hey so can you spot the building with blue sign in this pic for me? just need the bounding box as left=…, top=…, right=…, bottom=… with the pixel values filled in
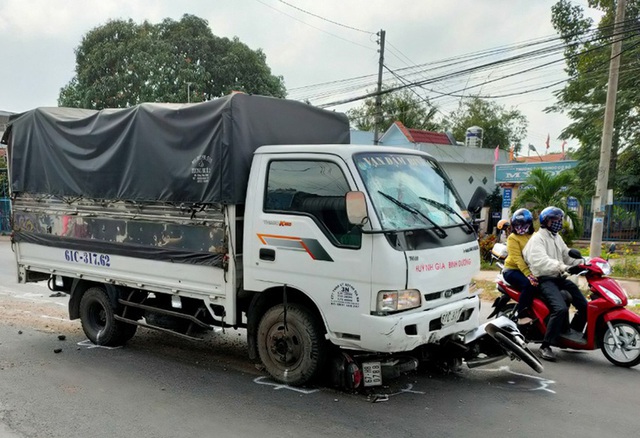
left=494, top=154, right=578, bottom=222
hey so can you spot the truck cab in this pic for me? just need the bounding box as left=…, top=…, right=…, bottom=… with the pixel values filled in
left=243, top=145, right=481, bottom=382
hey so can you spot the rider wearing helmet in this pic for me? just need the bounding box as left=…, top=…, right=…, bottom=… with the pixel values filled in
left=523, top=206, right=588, bottom=362
left=496, top=219, right=511, bottom=243
left=502, top=208, right=536, bottom=325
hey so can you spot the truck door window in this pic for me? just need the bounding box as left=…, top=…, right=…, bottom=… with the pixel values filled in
left=265, top=160, right=361, bottom=248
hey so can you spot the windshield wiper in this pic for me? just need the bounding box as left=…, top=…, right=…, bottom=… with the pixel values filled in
left=419, top=197, right=475, bottom=234
left=377, top=191, right=447, bottom=238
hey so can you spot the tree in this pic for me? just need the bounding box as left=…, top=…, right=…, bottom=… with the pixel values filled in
left=59, top=14, right=286, bottom=109
left=347, top=89, right=441, bottom=132
left=444, top=96, right=528, bottom=151
left=548, top=0, right=640, bottom=199
left=512, top=168, right=582, bottom=235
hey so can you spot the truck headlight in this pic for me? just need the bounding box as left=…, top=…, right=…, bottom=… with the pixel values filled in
left=376, top=289, right=421, bottom=313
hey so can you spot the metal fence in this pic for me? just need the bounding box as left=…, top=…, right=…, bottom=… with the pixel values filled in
left=1, top=168, right=9, bottom=233
left=582, top=197, right=640, bottom=242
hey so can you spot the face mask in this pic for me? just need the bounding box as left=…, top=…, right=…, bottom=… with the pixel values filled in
left=514, top=224, right=530, bottom=235
left=548, top=220, right=563, bottom=234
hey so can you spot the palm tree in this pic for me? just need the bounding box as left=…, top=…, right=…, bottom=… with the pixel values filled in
left=512, top=168, right=582, bottom=236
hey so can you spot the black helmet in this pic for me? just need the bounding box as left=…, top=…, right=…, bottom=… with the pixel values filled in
left=539, top=206, right=564, bottom=228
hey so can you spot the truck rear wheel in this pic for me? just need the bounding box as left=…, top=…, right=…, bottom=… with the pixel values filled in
left=79, top=286, right=137, bottom=346
left=257, top=303, right=326, bottom=386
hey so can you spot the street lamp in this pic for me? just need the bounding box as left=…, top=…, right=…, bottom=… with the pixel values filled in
left=528, top=144, right=543, bottom=162
left=186, top=82, right=193, bottom=103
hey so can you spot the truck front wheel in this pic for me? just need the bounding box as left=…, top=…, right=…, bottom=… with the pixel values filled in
left=257, top=303, right=326, bottom=386
left=79, top=286, right=137, bottom=346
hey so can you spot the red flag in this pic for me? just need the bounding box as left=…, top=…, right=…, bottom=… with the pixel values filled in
left=493, top=145, right=500, bottom=166
left=545, top=134, right=550, bottom=150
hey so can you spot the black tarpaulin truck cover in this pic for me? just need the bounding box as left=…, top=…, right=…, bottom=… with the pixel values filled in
left=4, top=93, right=350, bottom=204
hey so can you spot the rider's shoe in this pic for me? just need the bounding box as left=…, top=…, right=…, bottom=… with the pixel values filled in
left=517, top=316, right=534, bottom=325
left=539, top=346, right=557, bottom=361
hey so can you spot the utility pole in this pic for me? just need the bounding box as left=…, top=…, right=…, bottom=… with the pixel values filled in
left=373, top=29, right=386, bottom=145
left=590, top=0, right=626, bottom=258
left=187, top=82, right=193, bottom=103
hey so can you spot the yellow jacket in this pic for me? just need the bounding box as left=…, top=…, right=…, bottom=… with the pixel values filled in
left=504, top=233, right=532, bottom=277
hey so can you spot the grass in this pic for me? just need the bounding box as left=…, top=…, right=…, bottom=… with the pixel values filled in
left=610, top=257, right=640, bottom=279
left=473, top=279, right=501, bottom=301
left=480, top=260, right=501, bottom=271
left=577, top=243, right=640, bottom=279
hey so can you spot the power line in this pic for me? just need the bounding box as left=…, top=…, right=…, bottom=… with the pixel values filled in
left=276, top=0, right=374, bottom=34
left=315, top=23, right=640, bottom=108
left=289, top=19, right=640, bottom=105
left=254, top=0, right=375, bottom=51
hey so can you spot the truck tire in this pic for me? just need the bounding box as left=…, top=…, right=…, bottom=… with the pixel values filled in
left=257, top=303, right=326, bottom=386
left=79, top=286, right=137, bottom=346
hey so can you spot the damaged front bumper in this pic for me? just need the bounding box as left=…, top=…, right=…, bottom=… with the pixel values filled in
left=357, top=296, right=480, bottom=353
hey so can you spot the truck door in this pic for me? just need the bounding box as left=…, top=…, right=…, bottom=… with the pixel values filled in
left=244, top=155, right=372, bottom=343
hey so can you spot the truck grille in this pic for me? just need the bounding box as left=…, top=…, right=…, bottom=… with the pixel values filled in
left=424, top=285, right=465, bottom=302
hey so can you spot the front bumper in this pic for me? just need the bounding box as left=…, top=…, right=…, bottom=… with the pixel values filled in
left=357, top=296, right=480, bottom=353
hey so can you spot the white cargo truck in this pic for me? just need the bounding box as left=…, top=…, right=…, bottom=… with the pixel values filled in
left=2, top=93, right=539, bottom=387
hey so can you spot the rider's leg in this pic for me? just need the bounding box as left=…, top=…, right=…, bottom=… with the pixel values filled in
left=503, top=269, right=536, bottom=321
left=559, top=278, right=588, bottom=332
left=538, top=279, right=569, bottom=347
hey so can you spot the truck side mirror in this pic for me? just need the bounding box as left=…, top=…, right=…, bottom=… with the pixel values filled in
left=345, top=191, right=368, bottom=226
left=467, top=186, right=488, bottom=218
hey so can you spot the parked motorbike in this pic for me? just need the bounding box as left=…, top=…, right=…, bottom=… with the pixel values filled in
left=489, top=243, right=640, bottom=367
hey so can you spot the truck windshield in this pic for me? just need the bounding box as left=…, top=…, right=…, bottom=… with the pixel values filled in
left=355, top=152, right=468, bottom=231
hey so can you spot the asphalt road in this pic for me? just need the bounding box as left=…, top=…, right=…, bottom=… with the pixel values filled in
left=1, top=239, right=638, bottom=438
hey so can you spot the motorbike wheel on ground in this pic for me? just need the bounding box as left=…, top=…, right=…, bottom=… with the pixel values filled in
left=600, top=321, right=640, bottom=368
left=492, top=331, right=544, bottom=373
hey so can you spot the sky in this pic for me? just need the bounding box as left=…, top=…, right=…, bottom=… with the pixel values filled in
left=0, top=0, right=604, bottom=154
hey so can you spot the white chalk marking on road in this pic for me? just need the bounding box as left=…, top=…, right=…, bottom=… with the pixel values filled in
left=477, top=365, right=556, bottom=394
left=40, top=314, right=73, bottom=323
left=369, top=383, right=426, bottom=402
left=77, top=339, right=122, bottom=350
left=253, top=376, right=320, bottom=394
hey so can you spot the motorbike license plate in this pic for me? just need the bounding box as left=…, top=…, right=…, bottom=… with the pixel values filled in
left=441, top=308, right=463, bottom=326
left=362, top=362, right=382, bottom=387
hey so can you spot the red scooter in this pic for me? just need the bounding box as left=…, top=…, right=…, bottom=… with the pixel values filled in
left=489, top=243, right=640, bottom=367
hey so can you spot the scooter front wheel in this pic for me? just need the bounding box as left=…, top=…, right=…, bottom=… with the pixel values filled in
left=600, top=321, right=640, bottom=368
left=493, top=331, right=544, bottom=373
